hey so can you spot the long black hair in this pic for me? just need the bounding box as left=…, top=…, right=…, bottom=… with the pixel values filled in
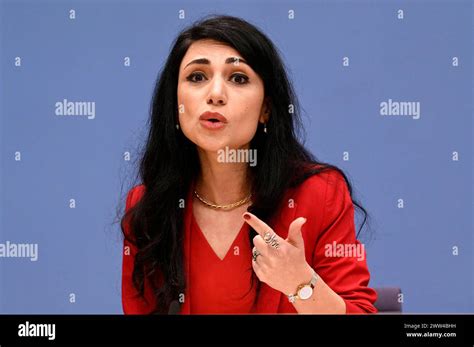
left=120, top=14, right=372, bottom=314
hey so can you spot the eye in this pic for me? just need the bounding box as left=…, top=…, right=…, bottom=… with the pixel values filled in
left=185, top=72, right=249, bottom=85
left=231, top=73, right=249, bottom=85
left=186, top=72, right=207, bottom=83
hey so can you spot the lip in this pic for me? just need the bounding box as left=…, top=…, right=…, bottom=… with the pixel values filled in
left=199, top=111, right=228, bottom=123
left=199, top=111, right=228, bottom=130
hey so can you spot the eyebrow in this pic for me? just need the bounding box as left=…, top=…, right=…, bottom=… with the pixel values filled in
left=184, top=57, right=248, bottom=69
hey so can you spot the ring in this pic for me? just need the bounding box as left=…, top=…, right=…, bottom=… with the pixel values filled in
left=252, top=247, right=260, bottom=262
left=263, top=231, right=280, bottom=249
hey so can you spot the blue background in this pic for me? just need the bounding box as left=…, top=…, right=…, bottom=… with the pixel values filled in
left=0, top=0, right=472, bottom=313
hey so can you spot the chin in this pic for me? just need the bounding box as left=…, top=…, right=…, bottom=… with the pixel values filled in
left=186, top=134, right=223, bottom=152
left=186, top=132, right=251, bottom=154
left=196, top=142, right=228, bottom=154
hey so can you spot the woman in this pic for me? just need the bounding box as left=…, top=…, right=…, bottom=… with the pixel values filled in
left=121, top=15, right=377, bottom=314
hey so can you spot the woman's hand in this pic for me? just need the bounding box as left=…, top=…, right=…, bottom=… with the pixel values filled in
left=242, top=212, right=314, bottom=296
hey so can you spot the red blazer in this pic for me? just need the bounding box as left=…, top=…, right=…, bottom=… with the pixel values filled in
left=122, top=169, right=378, bottom=314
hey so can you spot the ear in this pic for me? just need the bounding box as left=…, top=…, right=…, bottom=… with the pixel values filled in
left=259, top=97, right=271, bottom=123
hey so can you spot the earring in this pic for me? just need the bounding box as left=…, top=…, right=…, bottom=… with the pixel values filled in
left=176, top=123, right=180, bottom=130
left=263, top=123, right=267, bottom=133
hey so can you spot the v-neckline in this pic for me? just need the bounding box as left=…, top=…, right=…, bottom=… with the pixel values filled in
left=190, top=200, right=248, bottom=262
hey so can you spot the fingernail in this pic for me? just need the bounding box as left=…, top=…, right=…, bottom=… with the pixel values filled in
left=243, top=213, right=251, bottom=220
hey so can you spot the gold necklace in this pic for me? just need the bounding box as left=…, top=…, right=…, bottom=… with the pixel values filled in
left=193, top=190, right=252, bottom=210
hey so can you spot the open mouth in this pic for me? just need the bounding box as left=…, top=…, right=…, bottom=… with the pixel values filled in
left=199, top=111, right=228, bottom=130
left=199, top=118, right=227, bottom=130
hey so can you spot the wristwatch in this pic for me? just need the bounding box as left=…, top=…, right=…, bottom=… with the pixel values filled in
left=287, top=268, right=318, bottom=303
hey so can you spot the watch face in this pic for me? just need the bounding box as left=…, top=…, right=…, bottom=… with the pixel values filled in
left=298, top=286, right=313, bottom=300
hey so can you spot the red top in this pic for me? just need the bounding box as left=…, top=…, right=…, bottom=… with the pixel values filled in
left=189, top=209, right=257, bottom=314
left=122, top=167, right=378, bottom=314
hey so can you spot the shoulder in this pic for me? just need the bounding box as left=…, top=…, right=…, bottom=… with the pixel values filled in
left=122, top=184, right=146, bottom=241
left=122, top=186, right=147, bottom=237
left=288, top=165, right=351, bottom=234
left=293, top=164, right=348, bottom=201
left=125, top=184, right=146, bottom=211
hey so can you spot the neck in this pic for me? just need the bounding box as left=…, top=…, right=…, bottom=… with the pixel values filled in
left=195, top=148, right=251, bottom=205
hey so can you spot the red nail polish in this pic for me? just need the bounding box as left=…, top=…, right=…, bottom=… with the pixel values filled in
left=243, top=213, right=251, bottom=220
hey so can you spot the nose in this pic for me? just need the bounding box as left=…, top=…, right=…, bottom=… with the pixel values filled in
left=206, top=77, right=227, bottom=106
